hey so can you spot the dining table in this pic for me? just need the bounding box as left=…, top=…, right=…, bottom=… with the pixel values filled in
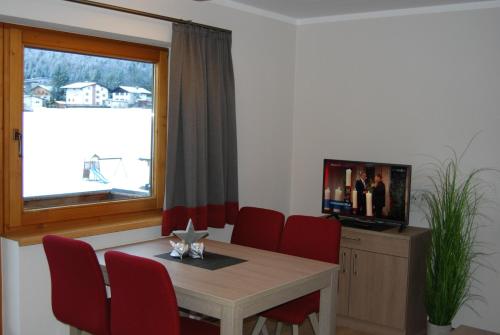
left=95, top=237, right=339, bottom=335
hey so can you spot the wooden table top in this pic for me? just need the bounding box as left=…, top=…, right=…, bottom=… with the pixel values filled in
left=96, top=237, right=337, bottom=305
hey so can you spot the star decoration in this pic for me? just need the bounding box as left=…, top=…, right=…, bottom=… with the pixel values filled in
left=172, top=219, right=209, bottom=245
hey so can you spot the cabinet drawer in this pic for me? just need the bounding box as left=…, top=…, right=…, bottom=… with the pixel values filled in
left=340, top=229, right=409, bottom=257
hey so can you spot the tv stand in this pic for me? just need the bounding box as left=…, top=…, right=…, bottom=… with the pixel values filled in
left=333, top=221, right=430, bottom=335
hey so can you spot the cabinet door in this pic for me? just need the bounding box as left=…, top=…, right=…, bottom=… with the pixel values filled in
left=336, top=247, right=351, bottom=316
left=349, top=249, right=408, bottom=329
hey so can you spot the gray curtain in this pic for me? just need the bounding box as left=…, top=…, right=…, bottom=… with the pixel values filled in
left=162, top=24, right=238, bottom=235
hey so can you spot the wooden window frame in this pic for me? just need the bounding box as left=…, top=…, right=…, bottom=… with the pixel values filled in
left=1, top=24, right=168, bottom=236
left=1, top=23, right=4, bottom=237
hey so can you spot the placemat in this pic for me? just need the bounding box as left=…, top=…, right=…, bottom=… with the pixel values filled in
left=155, top=251, right=247, bottom=270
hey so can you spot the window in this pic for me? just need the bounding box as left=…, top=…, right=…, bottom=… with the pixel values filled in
left=2, top=24, right=168, bottom=232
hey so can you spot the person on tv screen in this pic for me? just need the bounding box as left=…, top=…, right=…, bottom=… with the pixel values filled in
left=355, top=171, right=368, bottom=215
left=373, top=173, right=386, bottom=218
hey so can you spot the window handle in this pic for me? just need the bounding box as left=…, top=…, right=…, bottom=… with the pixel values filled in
left=13, top=129, right=23, bottom=158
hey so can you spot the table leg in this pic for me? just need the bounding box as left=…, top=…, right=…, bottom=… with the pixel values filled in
left=221, top=305, right=243, bottom=335
left=318, top=270, right=338, bottom=335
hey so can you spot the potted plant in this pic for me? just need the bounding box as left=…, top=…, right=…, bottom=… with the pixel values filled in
left=421, top=147, right=493, bottom=335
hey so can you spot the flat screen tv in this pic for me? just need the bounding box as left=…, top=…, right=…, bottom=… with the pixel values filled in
left=322, top=159, right=411, bottom=229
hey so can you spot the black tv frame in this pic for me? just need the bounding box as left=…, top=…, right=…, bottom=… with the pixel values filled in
left=321, top=158, right=412, bottom=231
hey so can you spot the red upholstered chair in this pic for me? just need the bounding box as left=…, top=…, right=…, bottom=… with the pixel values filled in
left=104, top=251, right=219, bottom=335
left=231, top=206, right=285, bottom=252
left=42, top=235, right=110, bottom=335
left=251, top=215, right=341, bottom=335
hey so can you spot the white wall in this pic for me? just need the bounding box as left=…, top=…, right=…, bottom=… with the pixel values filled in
left=1, top=239, right=20, bottom=335
left=291, top=7, right=500, bottom=332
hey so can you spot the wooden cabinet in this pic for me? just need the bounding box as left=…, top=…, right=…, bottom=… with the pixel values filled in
left=349, top=250, right=408, bottom=329
left=336, top=225, right=430, bottom=335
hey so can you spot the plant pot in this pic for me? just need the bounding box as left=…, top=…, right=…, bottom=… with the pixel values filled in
left=427, top=321, right=452, bottom=335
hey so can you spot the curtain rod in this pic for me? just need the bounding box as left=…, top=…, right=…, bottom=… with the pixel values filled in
left=62, top=0, right=232, bottom=34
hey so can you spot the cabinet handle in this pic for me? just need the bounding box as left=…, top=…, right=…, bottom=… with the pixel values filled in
left=341, top=251, right=346, bottom=273
left=343, top=236, right=361, bottom=242
left=353, top=253, right=358, bottom=276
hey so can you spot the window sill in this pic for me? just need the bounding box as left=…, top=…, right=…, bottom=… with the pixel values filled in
left=2, top=210, right=162, bottom=246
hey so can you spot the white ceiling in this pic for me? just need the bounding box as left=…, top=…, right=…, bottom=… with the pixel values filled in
left=224, top=0, right=491, bottom=19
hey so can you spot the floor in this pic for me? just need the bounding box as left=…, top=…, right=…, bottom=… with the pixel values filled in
left=242, top=317, right=371, bottom=335
left=80, top=316, right=369, bottom=335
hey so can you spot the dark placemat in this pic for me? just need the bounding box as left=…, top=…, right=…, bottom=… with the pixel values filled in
left=155, top=251, right=247, bottom=270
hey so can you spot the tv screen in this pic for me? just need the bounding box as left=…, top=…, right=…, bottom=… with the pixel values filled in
left=322, top=159, right=411, bottom=226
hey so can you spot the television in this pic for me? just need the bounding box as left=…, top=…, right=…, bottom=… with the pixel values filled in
left=322, top=159, right=411, bottom=230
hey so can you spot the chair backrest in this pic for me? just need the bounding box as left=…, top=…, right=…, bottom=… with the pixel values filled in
left=104, top=251, right=181, bottom=335
left=279, top=215, right=342, bottom=264
left=231, top=206, right=285, bottom=251
left=42, top=235, right=110, bottom=335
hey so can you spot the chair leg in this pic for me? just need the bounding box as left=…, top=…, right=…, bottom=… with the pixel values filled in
left=275, top=321, right=283, bottom=335
left=69, top=326, right=82, bottom=335
left=251, top=316, right=268, bottom=335
left=308, top=313, right=319, bottom=335
left=292, top=324, right=299, bottom=335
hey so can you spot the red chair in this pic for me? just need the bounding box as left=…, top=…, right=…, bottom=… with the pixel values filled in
left=104, top=251, right=219, bottom=335
left=251, top=215, right=341, bottom=335
left=231, top=206, right=285, bottom=251
left=42, top=235, right=110, bottom=335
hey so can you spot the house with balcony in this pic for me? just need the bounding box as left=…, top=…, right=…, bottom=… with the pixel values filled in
left=111, top=85, right=151, bottom=107
left=61, top=82, right=109, bottom=106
